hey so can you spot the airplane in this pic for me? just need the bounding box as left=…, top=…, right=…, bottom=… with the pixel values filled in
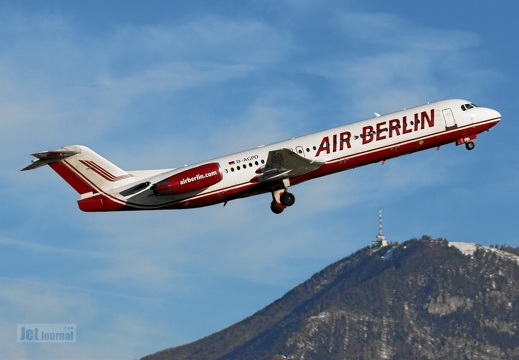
left=22, top=99, right=501, bottom=214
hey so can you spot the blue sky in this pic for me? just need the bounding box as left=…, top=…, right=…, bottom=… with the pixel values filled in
left=1, top=1, right=517, bottom=358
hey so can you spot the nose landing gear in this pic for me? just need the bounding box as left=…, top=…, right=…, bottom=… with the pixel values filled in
left=457, top=134, right=477, bottom=151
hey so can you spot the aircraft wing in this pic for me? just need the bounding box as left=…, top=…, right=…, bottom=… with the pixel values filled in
left=254, top=148, right=324, bottom=183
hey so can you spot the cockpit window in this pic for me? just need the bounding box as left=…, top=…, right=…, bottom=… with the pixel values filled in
left=461, top=103, right=478, bottom=111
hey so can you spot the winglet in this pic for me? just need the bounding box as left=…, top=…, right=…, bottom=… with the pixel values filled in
left=21, top=149, right=80, bottom=171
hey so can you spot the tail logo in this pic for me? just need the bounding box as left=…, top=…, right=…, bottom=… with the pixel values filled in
left=78, top=160, right=132, bottom=182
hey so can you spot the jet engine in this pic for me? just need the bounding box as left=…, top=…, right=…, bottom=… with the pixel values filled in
left=153, top=163, right=223, bottom=195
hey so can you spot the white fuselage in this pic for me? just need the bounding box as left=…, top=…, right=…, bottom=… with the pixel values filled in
left=113, top=98, right=500, bottom=211
left=25, top=98, right=500, bottom=212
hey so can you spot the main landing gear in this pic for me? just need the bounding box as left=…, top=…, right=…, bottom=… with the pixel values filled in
left=270, top=186, right=296, bottom=214
left=270, top=191, right=296, bottom=214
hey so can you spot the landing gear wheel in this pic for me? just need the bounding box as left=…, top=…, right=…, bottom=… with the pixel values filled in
left=280, top=192, right=295, bottom=207
left=465, top=141, right=475, bottom=151
left=270, top=201, right=285, bottom=214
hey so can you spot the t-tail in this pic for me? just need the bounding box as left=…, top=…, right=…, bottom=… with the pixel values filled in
left=22, top=145, right=131, bottom=211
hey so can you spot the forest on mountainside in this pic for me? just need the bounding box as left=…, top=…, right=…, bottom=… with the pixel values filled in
left=144, top=237, right=519, bottom=360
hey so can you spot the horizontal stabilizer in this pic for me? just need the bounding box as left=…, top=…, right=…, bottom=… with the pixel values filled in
left=21, top=149, right=79, bottom=171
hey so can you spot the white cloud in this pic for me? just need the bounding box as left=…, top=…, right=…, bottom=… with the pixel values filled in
left=108, top=16, right=290, bottom=66
left=0, top=14, right=292, bottom=162
left=299, top=10, right=498, bottom=117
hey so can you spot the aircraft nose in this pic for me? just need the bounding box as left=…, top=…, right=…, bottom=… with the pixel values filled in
left=479, top=107, right=501, bottom=123
left=470, top=106, right=501, bottom=128
left=491, top=108, right=502, bottom=122
left=483, top=107, right=501, bottom=129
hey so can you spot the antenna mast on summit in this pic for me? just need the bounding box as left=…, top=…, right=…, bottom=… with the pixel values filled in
left=372, top=208, right=388, bottom=248
left=378, top=208, right=383, bottom=237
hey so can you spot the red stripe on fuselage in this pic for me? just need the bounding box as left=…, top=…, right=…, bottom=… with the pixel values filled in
left=60, top=116, right=499, bottom=211
left=158, top=118, right=500, bottom=210
left=290, top=118, right=501, bottom=186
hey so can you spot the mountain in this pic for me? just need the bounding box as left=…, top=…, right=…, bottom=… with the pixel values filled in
left=142, top=237, right=519, bottom=360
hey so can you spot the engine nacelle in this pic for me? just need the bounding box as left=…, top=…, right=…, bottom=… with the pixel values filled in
left=153, top=162, right=223, bottom=195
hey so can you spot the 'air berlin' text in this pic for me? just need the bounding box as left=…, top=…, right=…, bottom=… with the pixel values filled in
left=315, top=109, right=435, bottom=157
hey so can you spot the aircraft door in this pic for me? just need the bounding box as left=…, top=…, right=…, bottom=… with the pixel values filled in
left=442, top=108, right=457, bottom=129
left=295, top=146, right=305, bottom=157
